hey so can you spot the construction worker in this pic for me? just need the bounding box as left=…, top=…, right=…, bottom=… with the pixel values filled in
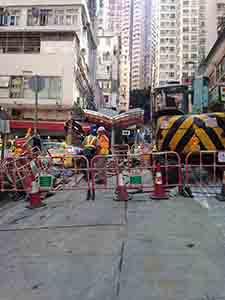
left=82, top=125, right=98, bottom=161
left=95, top=126, right=109, bottom=184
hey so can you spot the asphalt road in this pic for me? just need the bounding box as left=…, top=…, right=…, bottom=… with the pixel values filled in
left=0, top=188, right=225, bottom=300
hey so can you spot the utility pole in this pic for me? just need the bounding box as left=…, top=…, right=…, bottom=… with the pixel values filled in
left=28, top=75, right=45, bottom=136
left=34, top=79, right=38, bottom=136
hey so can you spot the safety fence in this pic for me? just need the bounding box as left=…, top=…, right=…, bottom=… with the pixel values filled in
left=0, top=153, right=90, bottom=195
left=1, top=149, right=225, bottom=200
left=185, top=151, right=225, bottom=188
left=90, top=151, right=182, bottom=200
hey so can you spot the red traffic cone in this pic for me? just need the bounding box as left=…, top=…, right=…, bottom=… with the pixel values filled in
left=217, top=171, right=225, bottom=201
left=150, top=163, right=169, bottom=200
left=114, top=173, right=129, bottom=201
left=27, top=181, right=46, bottom=209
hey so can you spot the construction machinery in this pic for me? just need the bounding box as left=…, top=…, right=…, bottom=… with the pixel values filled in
left=152, top=79, right=225, bottom=158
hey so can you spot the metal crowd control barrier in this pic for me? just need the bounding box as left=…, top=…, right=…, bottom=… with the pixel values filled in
left=90, top=151, right=182, bottom=200
left=185, top=151, right=225, bottom=190
left=0, top=154, right=91, bottom=200
left=42, top=155, right=90, bottom=193
left=6, top=148, right=225, bottom=201
left=131, top=143, right=153, bottom=155
left=111, top=144, right=130, bottom=166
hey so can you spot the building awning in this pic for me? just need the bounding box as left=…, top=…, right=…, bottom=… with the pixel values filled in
left=10, top=120, right=65, bottom=132
left=83, top=108, right=144, bottom=129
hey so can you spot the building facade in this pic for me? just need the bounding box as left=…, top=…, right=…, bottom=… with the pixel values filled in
left=130, top=0, right=152, bottom=90
left=96, top=32, right=120, bottom=109
left=153, top=0, right=207, bottom=87
left=97, top=0, right=122, bottom=36
left=0, top=0, right=97, bottom=124
left=119, top=0, right=132, bottom=111
left=199, top=29, right=225, bottom=109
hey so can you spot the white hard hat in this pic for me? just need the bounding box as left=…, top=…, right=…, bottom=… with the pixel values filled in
left=97, top=126, right=105, bottom=133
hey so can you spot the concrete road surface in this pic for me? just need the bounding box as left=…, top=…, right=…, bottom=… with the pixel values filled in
left=0, top=189, right=225, bottom=300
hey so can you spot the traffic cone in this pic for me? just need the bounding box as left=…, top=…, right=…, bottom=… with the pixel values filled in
left=114, top=173, right=129, bottom=201
left=217, top=171, right=225, bottom=201
left=27, top=181, right=46, bottom=209
left=150, top=162, right=169, bottom=200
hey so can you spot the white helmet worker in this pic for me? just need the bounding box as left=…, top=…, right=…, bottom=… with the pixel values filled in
left=97, top=126, right=106, bottom=133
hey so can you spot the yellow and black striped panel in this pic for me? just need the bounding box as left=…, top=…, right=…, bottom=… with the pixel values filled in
left=157, top=114, right=225, bottom=154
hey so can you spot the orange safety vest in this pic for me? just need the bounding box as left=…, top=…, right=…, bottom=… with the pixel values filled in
left=98, top=134, right=109, bottom=155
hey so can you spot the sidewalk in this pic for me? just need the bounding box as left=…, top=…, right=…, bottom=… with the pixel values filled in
left=0, top=189, right=225, bottom=299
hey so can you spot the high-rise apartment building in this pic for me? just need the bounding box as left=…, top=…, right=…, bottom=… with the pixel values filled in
left=97, top=0, right=122, bottom=35
left=205, top=0, right=225, bottom=52
left=216, top=0, right=225, bottom=33
left=96, top=32, right=121, bottom=108
left=119, top=0, right=132, bottom=111
left=178, top=0, right=207, bottom=84
left=130, top=0, right=152, bottom=90
left=153, top=0, right=207, bottom=87
left=97, top=0, right=153, bottom=111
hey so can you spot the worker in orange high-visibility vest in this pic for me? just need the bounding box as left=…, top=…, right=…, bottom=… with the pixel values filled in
left=95, top=126, right=109, bottom=184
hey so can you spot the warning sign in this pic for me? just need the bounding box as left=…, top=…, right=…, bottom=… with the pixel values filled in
left=205, top=118, right=217, bottom=128
left=122, top=130, right=130, bottom=136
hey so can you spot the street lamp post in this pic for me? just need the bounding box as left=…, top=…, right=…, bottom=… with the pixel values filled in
left=34, top=78, right=39, bottom=136
left=28, top=75, right=45, bottom=136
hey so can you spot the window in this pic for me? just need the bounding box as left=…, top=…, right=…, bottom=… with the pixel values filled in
left=104, top=95, right=109, bottom=103
left=27, top=8, right=53, bottom=26
left=40, top=10, right=49, bottom=26
left=38, top=77, right=62, bottom=100
left=9, top=76, right=62, bottom=100
left=0, top=32, right=40, bottom=53
left=9, top=76, right=23, bottom=98
left=65, top=8, right=79, bottom=26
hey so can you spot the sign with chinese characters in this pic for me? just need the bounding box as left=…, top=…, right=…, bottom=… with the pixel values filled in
left=205, top=118, right=218, bottom=128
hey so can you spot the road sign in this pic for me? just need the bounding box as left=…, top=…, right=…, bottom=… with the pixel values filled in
left=28, top=76, right=45, bottom=93
left=122, top=130, right=130, bottom=136
left=218, top=152, right=225, bottom=163
left=130, top=175, right=142, bottom=185
left=39, top=175, right=53, bottom=192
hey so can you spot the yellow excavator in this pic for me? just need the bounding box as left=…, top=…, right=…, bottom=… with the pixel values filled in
left=153, top=82, right=225, bottom=159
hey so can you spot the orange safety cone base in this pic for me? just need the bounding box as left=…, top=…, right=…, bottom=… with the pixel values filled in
left=27, top=193, right=47, bottom=209
left=150, top=163, right=169, bottom=200
left=150, top=193, right=169, bottom=200
left=116, top=186, right=129, bottom=201
left=114, top=186, right=129, bottom=201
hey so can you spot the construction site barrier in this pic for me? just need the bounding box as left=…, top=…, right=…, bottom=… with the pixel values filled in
left=112, top=144, right=130, bottom=156
left=185, top=151, right=225, bottom=189
left=90, top=151, right=182, bottom=200
left=0, top=155, right=91, bottom=199
left=131, top=143, right=153, bottom=155
left=5, top=148, right=225, bottom=201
